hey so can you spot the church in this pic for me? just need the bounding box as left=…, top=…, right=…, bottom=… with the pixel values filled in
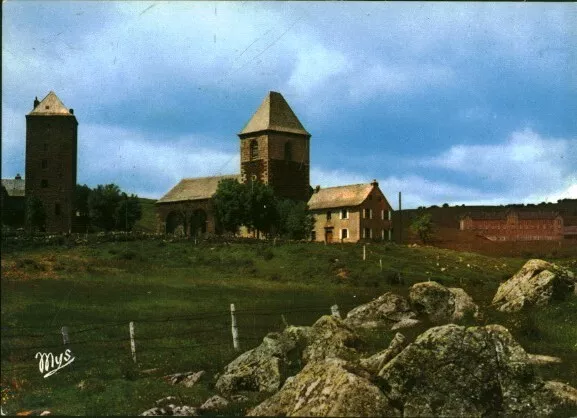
left=156, top=91, right=394, bottom=242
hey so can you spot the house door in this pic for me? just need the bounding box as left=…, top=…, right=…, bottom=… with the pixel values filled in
left=325, top=228, right=333, bottom=244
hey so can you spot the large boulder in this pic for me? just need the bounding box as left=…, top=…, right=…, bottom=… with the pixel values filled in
left=215, top=326, right=310, bottom=394
left=409, top=281, right=479, bottom=323
left=247, top=357, right=400, bottom=417
left=492, top=259, right=576, bottom=312
left=379, top=324, right=577, bottom=416
left=344, top=292, right=418, bottom=329
left=359, top=332, right=407, bottom=375
left=302, top=315, right=362, bottom=364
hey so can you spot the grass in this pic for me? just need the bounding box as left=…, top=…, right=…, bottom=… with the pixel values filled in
left=1, top=239, right=576, bottom=415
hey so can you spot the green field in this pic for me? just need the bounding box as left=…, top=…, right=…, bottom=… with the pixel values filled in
left=1, top=240, right=576, bottom=415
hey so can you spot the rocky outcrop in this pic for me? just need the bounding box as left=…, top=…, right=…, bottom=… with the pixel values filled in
left=199, top=395, right=229, bottom=412
left=344, top=292, right=418, bottom=329
left=409, top=281, right=479, bottom=323
left=215, top=325, right=311, bottom=394
left=359, top=332, right=407, bottom=375
left=302, top=315, right=362, bottom=364
left=248, top=357, right=400, bottom=417
left=163, top=371, right=205, bottom=387
left=492, top=259, right=576, bottom=312
left=378, top=324, right=577, bottom=416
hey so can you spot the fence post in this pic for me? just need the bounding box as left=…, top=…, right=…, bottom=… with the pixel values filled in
left=363, top=245, right=366, bottom=261
left=379, top=258, right=383, bottom=271
left=61, top=326, right=69, bottom=345
left=129, top=321, right=137, bottom=364
left=331, top=304, right=341, bottom=319
left=230, top=304, right=239, bottom=351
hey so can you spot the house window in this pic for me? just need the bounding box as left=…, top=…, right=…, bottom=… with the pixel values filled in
left=41, top=159, right=48, bottom=169
left=364, top=227, right=371, bottom=239
left=41, top=179, right=48, bottom=188
left=250, top=140, right=259, bottom=160
left=55, top=203, right=61, bottom=216
left=311, top=230, right=316, bottom=241
left=284, top=142, right=292, bottom=161
left=340, top=209, right=348, bottom=219
left=363, top=208, right=372, bottom=219
left=341, top=228, right=348, bottom=239
left=327, top=210, right=332, bottom=220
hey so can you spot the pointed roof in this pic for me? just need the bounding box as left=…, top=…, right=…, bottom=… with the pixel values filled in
left=28, top=91, right=74, bottom=116
left=308, top=183, right=376, bottom=210
left=239, top=91, right=310, bottom=136
left=156, top=174, right=241, bottom=204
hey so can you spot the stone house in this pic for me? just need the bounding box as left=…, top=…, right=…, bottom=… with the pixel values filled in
left=308, top=180, right=394, bottom=243
left=1, top=174, right=26, bottom=228
left=459, top=210, right=564, bottom=241
left=156, top=175, right=240, bottom=235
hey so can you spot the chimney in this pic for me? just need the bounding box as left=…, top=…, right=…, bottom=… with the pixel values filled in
left=371, top=179, right=379, bottom=187
left=15, top=173, right=22, bottom=180
left=315, top=185, right=321, bottom=193
left=33, top=96, right=40, bottom=109
left=69, top=108, right=74, bottom=114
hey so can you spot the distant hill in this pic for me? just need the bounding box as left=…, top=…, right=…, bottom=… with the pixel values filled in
left=134, top=198, right=157, bottom=232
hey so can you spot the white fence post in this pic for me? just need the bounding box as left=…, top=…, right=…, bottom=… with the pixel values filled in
left=379, top=258, right=383, bottom=271
left=61, top=326, right=69, bottom=345
left=129, top=321, right=137, bottom=364
left=363, top=245, right=366, bottom=261
left=331, top=304, right=341, bottom=319
left=230, top=304, right=239, bottom=351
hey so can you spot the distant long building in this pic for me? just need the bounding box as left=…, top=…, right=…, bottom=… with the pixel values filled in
left=459, top=210, right=565, bottom=241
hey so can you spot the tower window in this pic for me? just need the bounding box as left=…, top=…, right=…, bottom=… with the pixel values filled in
left=250, top=140, right=259, bottom=160
left=284, top=142, right=292, bottom=161
left=41, top=179, right=48, bottom=188
left=42, top=159, right=48, bottom=169
left=43, top=143, right=48, bottom=152
left=55, top=203, right=61, bottom=216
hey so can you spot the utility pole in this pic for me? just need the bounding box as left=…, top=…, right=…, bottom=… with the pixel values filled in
left=399, top=192, right=402, bottom=245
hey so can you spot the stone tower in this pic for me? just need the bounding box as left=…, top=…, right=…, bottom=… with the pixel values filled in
left=238, top=91, right=311, bottom=202
left=25, top=91, right=78, bottom=233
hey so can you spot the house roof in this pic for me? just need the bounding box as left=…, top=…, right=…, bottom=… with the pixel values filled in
left=28, top=91, right=74, bottom=116
left=239, top=91, right=310, bottom=136
left=156, top=174, right=241, bottom=204
left=308, top=183, right=375, bottom=210
left=1, top=178, right=26, bottom=197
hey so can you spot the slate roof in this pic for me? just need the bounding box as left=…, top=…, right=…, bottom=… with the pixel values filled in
left=239, top=91, right=310, bottom=136
left=28, top=91, right=74, bottom=116
left=156, top=175, right=241, bottom=204
left=308, top=183, right=374, bottom=210
left=1, top=178, right=26, bottom=197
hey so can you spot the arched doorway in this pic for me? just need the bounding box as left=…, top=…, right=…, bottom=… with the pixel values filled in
left=165, top=211, right=183, bottom=234
left=190, top=209, right=207, bottom=237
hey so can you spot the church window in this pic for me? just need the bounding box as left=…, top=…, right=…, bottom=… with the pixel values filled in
left=284, top=142, right=292, bottom=161
left=250, top=140, right=259, bottom=160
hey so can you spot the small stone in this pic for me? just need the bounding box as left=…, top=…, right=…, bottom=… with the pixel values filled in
left=200, top=395, right=229, bottom=412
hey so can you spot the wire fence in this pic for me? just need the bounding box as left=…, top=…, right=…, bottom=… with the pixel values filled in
left=1, top=305, right=337, bottom=376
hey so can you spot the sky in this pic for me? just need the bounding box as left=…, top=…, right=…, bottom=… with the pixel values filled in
left=2, top=1, right=576, bottom=208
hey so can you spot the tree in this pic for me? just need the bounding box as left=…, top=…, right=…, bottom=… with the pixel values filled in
left=88, top=184, right=123, bottom=230
left=277, top=199, right=314, bottom=239
left=410, top=212, right=434, bottom=243
left=212, top=178, right=249, bottom=234
left=246, top=181, right=278, bottom=237
left=75, top=184, right=91, bottom=216
left=26, top=196, right=46, bottom=233
left=114, top=193, right=142, bottom=231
